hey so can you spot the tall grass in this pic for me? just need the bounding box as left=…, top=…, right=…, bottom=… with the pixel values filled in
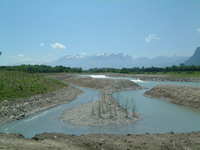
left=0, top=70, right=68, bottom=103
left=94, top=91, right=138, bottom=119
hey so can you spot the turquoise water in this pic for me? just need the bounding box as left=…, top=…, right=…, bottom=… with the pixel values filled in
left=0, top=77, right=200, bottom=138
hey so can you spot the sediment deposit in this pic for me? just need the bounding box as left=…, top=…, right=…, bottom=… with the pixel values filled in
left=1, top=131, right=200, bottom=150
left=144, top=84, right=200, bottom=109
left=60, top=97, right=142, bottom=127
left=0, top=85, right=83, bottom=125
left=1, top=73, right=200, bottom=150
left=106, top=73, right=200, bottom=82
left=54, top=74, right=144, bottom=126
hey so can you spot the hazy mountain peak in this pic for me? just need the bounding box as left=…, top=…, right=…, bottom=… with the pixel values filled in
left=154, top=54, right=185, bottom=59
left=45, top=51, right=190, bottom=69
left=184, top=47, right=200, bottom=66
left=95, top=53, right=111, bottom=57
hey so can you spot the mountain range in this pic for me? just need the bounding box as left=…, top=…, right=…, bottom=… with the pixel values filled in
left=46, top=53, right=190, bottom=70
left=7, top=47, right=200, bottom=69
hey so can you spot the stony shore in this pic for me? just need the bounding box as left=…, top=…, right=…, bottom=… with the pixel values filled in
left=144, top=84, right=200, bottom=109
left=105, top=73, right=200, bottom=82
left=0, top=85, right=83, bottom=125
left=48, top=73, right=145, bottom=126
left=0, top=73, right=200, bottom=149
left=60, top=99, right=142, bottom=127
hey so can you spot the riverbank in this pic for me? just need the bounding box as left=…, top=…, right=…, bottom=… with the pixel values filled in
left=47, top=73, right=144, bottom=126
left=105, top=73, right=200, bottom=82
left=0, top=85, right=83, bottom=125
left=1, top=131, right=200, bottom=150
left=144, top=84, right=200, bottom=109
left=47, top=73, right=144, bottom=90
left=1, top=73, right=200, bottom=149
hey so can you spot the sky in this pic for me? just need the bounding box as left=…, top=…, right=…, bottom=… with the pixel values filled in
left=0, top=0, right=200, bottom=65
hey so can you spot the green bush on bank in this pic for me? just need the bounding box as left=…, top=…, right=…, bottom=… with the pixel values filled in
left=0, top=71, right=68, bottom=103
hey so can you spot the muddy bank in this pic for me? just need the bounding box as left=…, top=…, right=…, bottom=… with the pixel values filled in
left=106, top=73, right=200, bottom=82
left=0, top=85, right=83, bottom=125
left=1, top=131, right=200, bottom=150
left=144, top=84, right=200, bottom=109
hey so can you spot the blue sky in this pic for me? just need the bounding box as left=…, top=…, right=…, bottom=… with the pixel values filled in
left=0, top=0, right=200, bottom=65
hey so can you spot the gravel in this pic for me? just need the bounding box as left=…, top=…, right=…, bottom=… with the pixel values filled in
left=58, top=75, right=144, bottom=126
left=144, top=84, right=200, bottom=109
left=0, top=85, right=83, bottom=125
left=60, top=99, right=142, bottom=127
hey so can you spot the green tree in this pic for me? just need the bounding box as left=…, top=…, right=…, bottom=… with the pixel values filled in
left=179, top=63, right=186, bottom=71
left=0, top=52, right=2, bottom=55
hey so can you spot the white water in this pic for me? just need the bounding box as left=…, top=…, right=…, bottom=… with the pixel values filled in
left=89, top=75, right=110, bottom=78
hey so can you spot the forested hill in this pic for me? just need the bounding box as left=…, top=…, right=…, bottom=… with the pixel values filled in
left=184, top=47, right=200, bottom=66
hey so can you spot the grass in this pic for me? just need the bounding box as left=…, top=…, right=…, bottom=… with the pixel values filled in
left=0, top=70, right=68, bottom=103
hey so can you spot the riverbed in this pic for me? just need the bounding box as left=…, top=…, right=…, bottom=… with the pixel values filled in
left=0, top=75, right=200, bottom=138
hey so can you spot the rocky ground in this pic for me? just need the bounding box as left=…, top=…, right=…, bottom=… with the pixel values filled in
left=50, top=73, right=144, bottom=126
left=60, top=93, right=142, bottom=127
left=144, top=84, right=200, bottom=109
left=47, top=73, right=144, bottom=91
left=0, top=85, right=83, bottom=125
left=0, top=131, right=200, bottom=150
left=60, top=99, right=142, bottom=127
left=106, top=73, right=200, bottom=82
left=1, top=73, right=200, bottom=150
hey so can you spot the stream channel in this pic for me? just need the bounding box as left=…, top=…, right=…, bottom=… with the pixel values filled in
left=0, top=75, right=200, bottom=138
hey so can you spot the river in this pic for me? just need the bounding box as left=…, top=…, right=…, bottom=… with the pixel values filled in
left=0, top=75, right=200, bottom=138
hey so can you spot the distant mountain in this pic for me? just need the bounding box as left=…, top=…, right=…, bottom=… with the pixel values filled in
left=46, top=53, right=189, bottom=70
left=184, top=47, right=200, bottom=66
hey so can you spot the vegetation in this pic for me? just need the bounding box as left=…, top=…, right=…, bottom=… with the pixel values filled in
left=0, top=64, right=83, bottom=73
left=114, top=93, right=138, bottom=118
left=88, top=63, right=200, bottom=75
left=95, top=91, right=138, bottom=119
left=0, top=61, right=199, bottom=103
left=1, top=63, right=200, bottom=77
left=0, top=70, right=68, bottom=103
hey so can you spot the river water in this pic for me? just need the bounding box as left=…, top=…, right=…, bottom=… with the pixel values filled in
left=0, top=75, right=200, bottom=138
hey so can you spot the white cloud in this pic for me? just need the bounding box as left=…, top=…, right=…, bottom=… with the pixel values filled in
left=145, top=34, right=159, bottom=42
left=40, top=43, right=44, bottom=47
left=17, top=54, right=24, bottom=57
left=51, top=43, right=66, bottom=51
left=17, top=54, right=32, bottom=61
left=81, top=53, right=87, bottom=55
left=10, top=55, right=16, bottom=58
left=197, top=28, right=200, bottom=33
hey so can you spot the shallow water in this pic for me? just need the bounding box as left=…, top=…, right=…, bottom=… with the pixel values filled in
left=0, top=75, right=200, bottom=138
left=114, top=80, right=200, bottom=134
